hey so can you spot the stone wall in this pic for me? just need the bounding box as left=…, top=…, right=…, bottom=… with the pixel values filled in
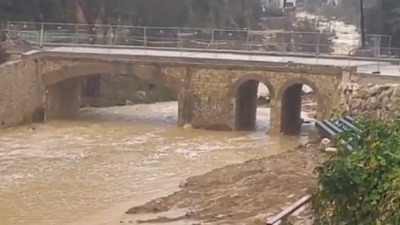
left=46, top=78, right=82, bottom=119
left=340, top=83, right=400, bottom=120
left=0, top=60, right=43, bottom=128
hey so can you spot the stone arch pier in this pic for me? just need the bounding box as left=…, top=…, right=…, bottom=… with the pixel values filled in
left=277, top=77, right=324, bottom=135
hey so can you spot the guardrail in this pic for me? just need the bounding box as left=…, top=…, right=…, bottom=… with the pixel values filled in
left=315, top=116, right=358, bottom=152
left=315, top=116, right=355, bottom=139
left=266, top=194, right=313, bottom=225
left=3, top=21, right=397, bottom=60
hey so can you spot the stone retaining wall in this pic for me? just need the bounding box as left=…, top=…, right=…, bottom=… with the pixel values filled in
left=0, top=60, right=43, bottom=128
left=340, top=83, right=400, bottom=120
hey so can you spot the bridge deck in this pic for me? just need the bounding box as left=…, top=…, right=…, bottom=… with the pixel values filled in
left=23, top=47, right=400, bottom=76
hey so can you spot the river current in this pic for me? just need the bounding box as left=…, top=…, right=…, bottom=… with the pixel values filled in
left=0, top=101, right=311, bottom=225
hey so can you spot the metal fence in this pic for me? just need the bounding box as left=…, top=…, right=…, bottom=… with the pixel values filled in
left=3, top=21, right=397, bottom=58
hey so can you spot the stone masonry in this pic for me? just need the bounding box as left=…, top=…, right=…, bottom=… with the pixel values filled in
left=0, top=60, right=44, bottom=127
left=340, top=83, right=400, bottom=120
left=0, top=54, right=348, bottom=135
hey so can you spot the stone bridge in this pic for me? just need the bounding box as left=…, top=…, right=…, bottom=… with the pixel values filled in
left=0, top=47, right=352, bottom=135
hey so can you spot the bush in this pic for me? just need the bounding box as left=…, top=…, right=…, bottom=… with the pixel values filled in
left=313, top=118, right=400, bottom=225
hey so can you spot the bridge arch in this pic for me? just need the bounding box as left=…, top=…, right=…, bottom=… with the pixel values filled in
left=277, top=77, right=324, bottom=135
left=41, top=61, right=182, bottom=120
left=231, top=74, right=275, bottom=131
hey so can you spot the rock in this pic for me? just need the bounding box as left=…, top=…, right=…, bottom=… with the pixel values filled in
left=358, top=99, right=364, bottom=109
left=183, top=123, right=193, bottom=129
left=381, top=96, right=390, bottom=109
left=385, top=88, right=393, bottom=98
left=353, top=89, right=367, bottom=98
left=135, top=91, right=146, bottom=100
left=125, top=100, right=134, bottom=105
left=367, top=86, right=380, bottom=97
left=394, top=86, right=400, bottom=98
left=387, top=102, right=396, bottom=111
left=318, top=138, right=331, bottom=151
left=350, top=98, right=362, bottom=109
left=366, top=96, right=378, bottom=109
left=179, top=180, right=187, bottom=188
left=325, top=147, right=338, bottom=153
left=321, top=138, right=331, bottom=146
left=376, top=109, right=382, bottom=118
left=393, top=87, right=399, bottom=97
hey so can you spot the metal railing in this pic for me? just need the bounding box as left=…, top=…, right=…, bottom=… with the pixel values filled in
left=266, top=194, right=313, bottom=225
left=315, top=116, right=358, bottom=151
left=4, top=21, right=397, bottom=59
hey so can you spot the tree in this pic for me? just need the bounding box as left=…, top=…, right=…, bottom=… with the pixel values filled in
left=0, top=0, right=264, bottom=29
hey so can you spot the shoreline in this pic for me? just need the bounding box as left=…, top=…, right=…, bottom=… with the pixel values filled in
left=123, top=143, right=329, bottom=225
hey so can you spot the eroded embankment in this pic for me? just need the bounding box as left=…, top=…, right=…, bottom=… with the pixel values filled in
left=126, top=144, right=329, bottom=225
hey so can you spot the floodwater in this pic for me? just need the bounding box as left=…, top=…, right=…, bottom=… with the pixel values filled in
left=0, top=101, right=311, bottom=225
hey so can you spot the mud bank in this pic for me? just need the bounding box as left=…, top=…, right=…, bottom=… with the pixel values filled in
left=125, top=144, right=329, bottom=225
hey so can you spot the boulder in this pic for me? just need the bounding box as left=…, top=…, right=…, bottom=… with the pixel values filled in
left=318, top=138, right=331, bottom=151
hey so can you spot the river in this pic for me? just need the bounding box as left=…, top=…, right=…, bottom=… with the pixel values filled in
left=0, top=101, right=311, bottom=225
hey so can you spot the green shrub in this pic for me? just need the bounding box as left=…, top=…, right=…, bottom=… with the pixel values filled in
left=313, top=118, right=400, bottom=225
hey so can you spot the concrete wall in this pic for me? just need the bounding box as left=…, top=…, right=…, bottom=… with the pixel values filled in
left=0, top=60, right=43, bottom=128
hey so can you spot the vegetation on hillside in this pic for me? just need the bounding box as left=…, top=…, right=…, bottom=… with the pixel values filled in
left=0, top=0, right=263, bottom=29
left=313, top=116, right=400, bottom=224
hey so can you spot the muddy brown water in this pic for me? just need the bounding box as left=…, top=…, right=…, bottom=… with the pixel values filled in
left=0, top=101, right=313, bottom=225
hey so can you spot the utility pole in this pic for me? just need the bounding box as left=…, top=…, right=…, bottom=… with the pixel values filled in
left=360, top=0, right=366, bottom=48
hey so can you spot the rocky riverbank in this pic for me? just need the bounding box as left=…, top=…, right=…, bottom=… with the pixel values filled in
left=124, top=144, right=330, bottom=225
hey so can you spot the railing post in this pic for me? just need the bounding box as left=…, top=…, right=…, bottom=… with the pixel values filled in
left=281, top=33, right=286, bottom=53
left=143, top=27, right=147, bottom=47
left=246, top=29, right=250, bottom=51
left=6, top=21, right=10, bottom=31
left=178, top=28, right=182, bottom=49
left=211, top=29, right=215, bottom=49
left=73, top=24, right=79, bottom=45
left=108, top=25, right=113, bottom=45
left=316, top=31, right=320, bottom=56
left=39, top=23, right=44, bottom=48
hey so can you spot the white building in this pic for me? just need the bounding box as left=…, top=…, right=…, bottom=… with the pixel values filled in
left=263, top=0, right=297, bottom=9
left=326, top=0, right=339, bottom=6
